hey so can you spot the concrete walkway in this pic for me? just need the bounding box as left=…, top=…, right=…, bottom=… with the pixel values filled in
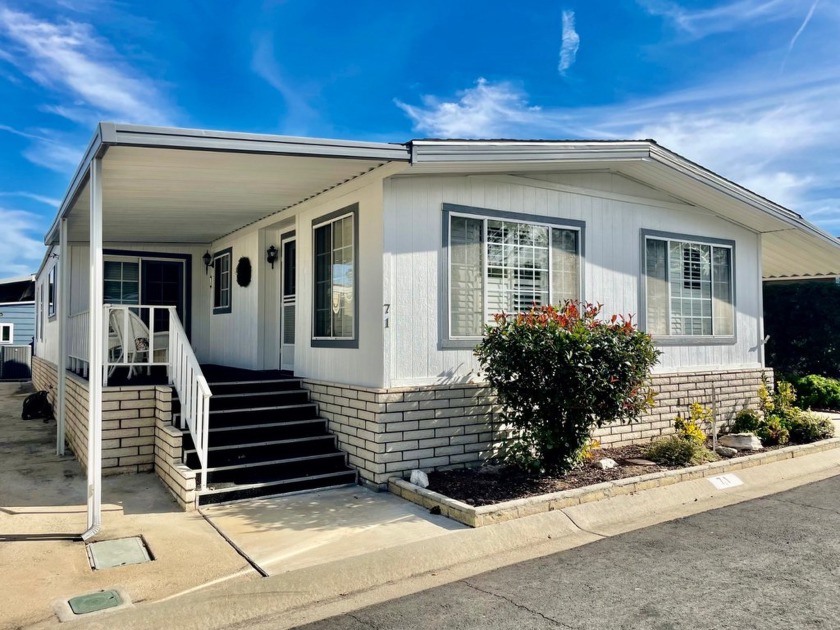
left=201, top=486, right=465, bottom=575
left=0, top=382, right=255, bottom=629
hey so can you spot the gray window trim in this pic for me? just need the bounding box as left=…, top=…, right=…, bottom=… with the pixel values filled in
left=440, top=203, right=586, bottom=350
left=212, top=247, right=233, bottom=315
left=639, top=229, right=737, bottom=346
left=311, top=204, right=359, bottom=349
left=47, top=266, right=56, bottom=320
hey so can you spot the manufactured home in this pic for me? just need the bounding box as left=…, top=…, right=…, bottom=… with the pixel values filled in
left=0, top=273, right=35, bottom=380
left=32, top=123, right=840, bottom=528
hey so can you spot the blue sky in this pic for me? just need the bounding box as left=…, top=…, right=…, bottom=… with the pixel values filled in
left=0, top=0, right=838, bottom=276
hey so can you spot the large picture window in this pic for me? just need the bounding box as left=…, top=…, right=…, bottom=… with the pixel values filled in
left=313, top=206, right=357, bottom=346
left=643, top=232, right=734, bottom=338
left=447, top=205, right=583, bottom=341
left=213, top=248, right=232, bottom=314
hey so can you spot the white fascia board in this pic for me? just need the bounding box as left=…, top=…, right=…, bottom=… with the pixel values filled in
left=409, top=139, right=653, bottom=165
left=648, top=144, right=840, bottom=251
left=108, top=123, right=411, bottom=161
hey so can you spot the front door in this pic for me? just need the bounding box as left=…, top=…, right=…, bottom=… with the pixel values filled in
left=280, top=237, right=296, bottom=372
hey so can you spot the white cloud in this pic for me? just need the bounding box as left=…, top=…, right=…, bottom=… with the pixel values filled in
left=396, top=79, right=546, bottom=138
left=0, top=191, right=60, bottom=206
left=251, top=35, right=320, bottom=136
left=395, top=75, right=840, bottom=233
left=0, top=208, right=46, bottom=277
left=0, top=7, right=173, bottom=125
left=558, top=10, right=580, bottom=75
left=0, top=124, right=82, bottom=172
left=638, top=0, right=797, bottom=38
left=781, top=0, right=821, bottom=72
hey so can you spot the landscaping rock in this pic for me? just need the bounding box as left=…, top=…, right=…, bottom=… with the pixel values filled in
left=719, top=433, right=762, bottom=451
left=410, top=469, right=429, bottom=488
left=715, top=446, right=739, bottom=458
left=597, top=458, right=618, bottom=470
left=625, top=458, right=657, bottom=466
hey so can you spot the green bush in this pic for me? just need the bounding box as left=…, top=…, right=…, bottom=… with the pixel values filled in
left=645, top=436, right=716, bottom=466
left=756, top=415, right=790, bottom=446
left=475, top=302, right=660, bottom=474
left=788, top=412, right=836, bottom=444
left=792, top=375, right=840, bottom=411
left=732, top=409, right=761, bottom=433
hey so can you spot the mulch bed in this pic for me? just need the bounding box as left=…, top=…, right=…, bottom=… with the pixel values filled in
left=426, top=444, right=772, bottom=507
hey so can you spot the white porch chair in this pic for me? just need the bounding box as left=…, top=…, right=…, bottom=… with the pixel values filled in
left=107, top=308, right=152, bottom=379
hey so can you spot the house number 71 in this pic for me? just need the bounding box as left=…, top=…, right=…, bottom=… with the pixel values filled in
left=383, top=304, right=390, bottom=328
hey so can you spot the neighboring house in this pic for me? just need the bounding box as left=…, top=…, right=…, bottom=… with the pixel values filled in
left=0, top=273, right=35, bottom=380
left=32, top=124, right=840, bottom=523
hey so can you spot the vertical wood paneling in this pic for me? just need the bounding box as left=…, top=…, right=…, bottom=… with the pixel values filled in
left=384, top=173, right=762, bottom=386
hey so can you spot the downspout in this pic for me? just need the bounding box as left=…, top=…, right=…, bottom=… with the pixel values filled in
left=56, top=219, right=68, bottom=455
left=82, top=157, right=104, bottom=541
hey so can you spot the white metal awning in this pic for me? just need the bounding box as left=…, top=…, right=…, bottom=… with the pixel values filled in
left=46, top=123, right=411, bottom=245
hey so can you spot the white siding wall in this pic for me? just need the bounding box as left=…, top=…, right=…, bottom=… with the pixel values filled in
left=194, top=177, right=385, bottom=385
left=34, top=247, right=59, bottom=364
left=292, top=180, right=385, bottom=387
left=383, top=173, right=762, bottom=387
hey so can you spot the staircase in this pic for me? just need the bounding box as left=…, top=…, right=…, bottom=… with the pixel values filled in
left=174, top=376, right=357, bottom=505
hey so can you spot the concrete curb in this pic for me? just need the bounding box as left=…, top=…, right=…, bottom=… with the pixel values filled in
left=389, top=437, right=840, bottom=527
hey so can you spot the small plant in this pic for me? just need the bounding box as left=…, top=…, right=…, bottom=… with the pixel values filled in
left=645, top=436, right=717, bottom=466
left=758, top=372, right=775, bottom=416
left=732, top=408, right=761, bottom=434
left=792, top=375, right=840, bottom=411
left=788, top=412, right=836, bottom=444
left=775, top=381, right=797, bottom=420
left=674, top=402, right=709, bottom=446
left=756, top=415, right=790, bottom=446
left=577, top=438, right=601, bottom=464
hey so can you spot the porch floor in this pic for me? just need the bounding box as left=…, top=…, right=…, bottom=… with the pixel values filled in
left=91, top=364, right=293, bottom=388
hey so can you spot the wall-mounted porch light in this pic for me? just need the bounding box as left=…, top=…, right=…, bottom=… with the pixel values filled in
left=266, top=245, right=278, bottom=269
left=203, top=250, right=214, bottom=275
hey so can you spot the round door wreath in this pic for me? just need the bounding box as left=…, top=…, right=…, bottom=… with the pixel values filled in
left=236, top=257, right=252, bottom=287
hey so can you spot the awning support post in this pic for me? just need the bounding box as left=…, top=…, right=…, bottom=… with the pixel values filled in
left=82, top=157, right=103, bottom=541
left=56, top=217, right=68, bottom=456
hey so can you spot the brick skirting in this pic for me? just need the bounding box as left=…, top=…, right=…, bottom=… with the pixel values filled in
left=303, top=367, right=772, bottom=488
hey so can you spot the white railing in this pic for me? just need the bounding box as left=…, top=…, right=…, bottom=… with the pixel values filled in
left=68, top=311, right=90, bottom=376
left=66, top=305, right=212, bottom=491
left=166, top=308, right=212, bottom=491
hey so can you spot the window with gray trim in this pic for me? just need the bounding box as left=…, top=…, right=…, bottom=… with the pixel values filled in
left=644, top=235, right=733, bottom=337
left=213, top=248, right=232, bottom=314
left=48, top=266, right=56, bottom=318
left=313, top=210, right=355, bottom=340
left=448, top=211, right=581, bottom=339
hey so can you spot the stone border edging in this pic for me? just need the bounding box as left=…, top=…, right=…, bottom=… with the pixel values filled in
left=389, top=437, right=840, bottom=527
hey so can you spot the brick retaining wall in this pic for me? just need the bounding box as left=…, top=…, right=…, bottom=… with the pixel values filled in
left=304, top=367, right=772, bottom=488
left=32, top=356, right=164, bottom=476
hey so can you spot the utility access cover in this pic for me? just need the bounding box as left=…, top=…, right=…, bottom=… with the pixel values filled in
left=68, top=590, right=122, bottom=615
left=87, top=537, right=151, bottom=570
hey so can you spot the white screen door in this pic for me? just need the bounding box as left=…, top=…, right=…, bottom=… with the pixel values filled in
left=280, top=236, right=296, bottom=371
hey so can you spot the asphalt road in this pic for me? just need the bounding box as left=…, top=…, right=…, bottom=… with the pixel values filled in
left=296, top=475, right=840, bottom=630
